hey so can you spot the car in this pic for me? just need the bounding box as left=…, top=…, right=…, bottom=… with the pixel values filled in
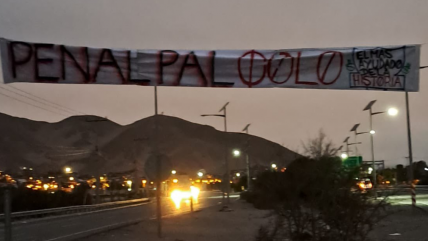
left=357, top=179, right=373, bottom=191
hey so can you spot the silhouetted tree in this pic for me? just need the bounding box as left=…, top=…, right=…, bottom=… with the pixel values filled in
left=302, top=129, right=337, bottom=160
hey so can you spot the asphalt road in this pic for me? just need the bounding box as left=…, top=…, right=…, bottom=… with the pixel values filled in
left=0, top=191, right=228, bottom=241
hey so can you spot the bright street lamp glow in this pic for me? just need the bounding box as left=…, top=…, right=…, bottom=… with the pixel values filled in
left=425, top=167, right=428, bottom=171
left=197, top=172, right=203, bottom=177
left=171, top=170, right=177, bottom=175
left=341, top=153, right=348, bottom=159
left=271, top=164, right=277, bottom=169
left=236, top=173, right=240, bottom=177
left=233, top=150, right=241, bottom=157
left=368, top=167, right=373, bottom=174
left=388, top=108, right=398, bottom=116
left=64, top=167, right=72, bottom=173
left=370, top=130, right=376, bottom=135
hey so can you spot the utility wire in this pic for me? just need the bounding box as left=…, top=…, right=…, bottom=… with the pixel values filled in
left=0, top=91, right=67, bottom=117
left=8, top=85, right=87, bottom=115
left=0, top=86, right=77, bottom=116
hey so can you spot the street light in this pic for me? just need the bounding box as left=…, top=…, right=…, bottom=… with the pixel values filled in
left=233, top=149, right=240, bottom=157
left=64, top=167, right=72, bottom=174
left=197, top=172, right=203, bottom=177
left=388, top=108, right=398, bottom=116
left=363, top=100, right=398, bottom=190
left=242, top=124, right=252, bottom=191
left=343, top=136, right=362, bottom=156
left=236, top=173, right=240, bottom=177
left=271, top=163, right=277, bottom=169
left=341, top=153, right=348, bottom=159
left=171, top=170, right=177, bottom=175
left=201, top=102, right=230, bottom=205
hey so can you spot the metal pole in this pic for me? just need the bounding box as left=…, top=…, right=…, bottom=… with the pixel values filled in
left=405, top=91, right=415, bottom=207
left=223, top=107, right=230, bottom=204
left=353, top=134, right=358, bottom=156
left=369, top=108, right=377, bottom=196
left=154, top=84, right=162, bottom=237
left=86, top=118, right=108, bottom=204
left=4, top=188, right=12, bottom=241
left=245, top=129, right=251, bottom=191
left=346, top=140, right=349, bottom=156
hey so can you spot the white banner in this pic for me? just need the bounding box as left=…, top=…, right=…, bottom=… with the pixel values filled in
left=0, top=38, right=421, bottom=91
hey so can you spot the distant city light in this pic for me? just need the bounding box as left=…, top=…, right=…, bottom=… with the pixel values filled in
left=64, top=167, right=72, bottom=173
left=197, top=172, right=203, bottom=177
left=173, top=179, right=178, bottom=183
left=236, top=173, right=240, bottom=177
left=233, top=150, right=241, bottom=157
left=69, top=177, right=74, bottom=181
left=271, top=164, right=277, bottom=169
left=171, top=170, right=177, bottom=175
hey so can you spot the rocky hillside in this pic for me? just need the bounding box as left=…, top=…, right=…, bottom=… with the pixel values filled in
left=0, top=113, right=300, bottom=177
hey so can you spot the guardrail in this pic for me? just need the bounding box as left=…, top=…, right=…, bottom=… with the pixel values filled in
left=376, top=185, right=428, bottom=197
left=0, top=198, right=150, bottom=222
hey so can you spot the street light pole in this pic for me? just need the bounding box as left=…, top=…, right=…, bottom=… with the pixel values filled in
left=363, top=100, right=398, bottom=196
left=343, top=137, right=350, bottom=156
left=242, top=124, right=251, bottom=191
left=369, top=107, right=376, bottom=189
left=154, top=84, right=162, bottom=238
left=201, top=102, right=230, bottom=205
left=343, top=136, right=361, bottom=157
left=405, top=91, right=415, bottom=207
left=219, top=102, right=230, bottom=204
left=363, top=100, right=379, bottom=191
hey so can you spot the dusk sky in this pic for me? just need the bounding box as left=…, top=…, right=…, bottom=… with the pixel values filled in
left=0, top=0, right=427, bottom=167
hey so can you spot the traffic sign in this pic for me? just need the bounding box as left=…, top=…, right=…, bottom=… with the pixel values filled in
left=343, top=156, right=363, bottom=168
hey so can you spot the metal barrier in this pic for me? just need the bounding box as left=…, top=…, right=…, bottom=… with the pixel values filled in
left=376, top=185, right=428, bottom=197
left=0, top=198, right=150, bottom=222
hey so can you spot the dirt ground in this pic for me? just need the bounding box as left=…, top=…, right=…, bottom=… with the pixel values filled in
left=370, top=206, right=428, bottom=241
left=83, top=200, right=428, bottom=241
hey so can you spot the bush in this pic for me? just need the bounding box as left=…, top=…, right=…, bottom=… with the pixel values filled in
left=252, top=156, right=388, bottom=241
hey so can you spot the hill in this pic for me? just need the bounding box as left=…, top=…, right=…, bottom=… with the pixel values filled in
left=0, top=113, right=300, bottom=177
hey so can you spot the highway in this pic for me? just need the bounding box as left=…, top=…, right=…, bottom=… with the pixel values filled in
left=0, top=191, right=228, bottom=241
